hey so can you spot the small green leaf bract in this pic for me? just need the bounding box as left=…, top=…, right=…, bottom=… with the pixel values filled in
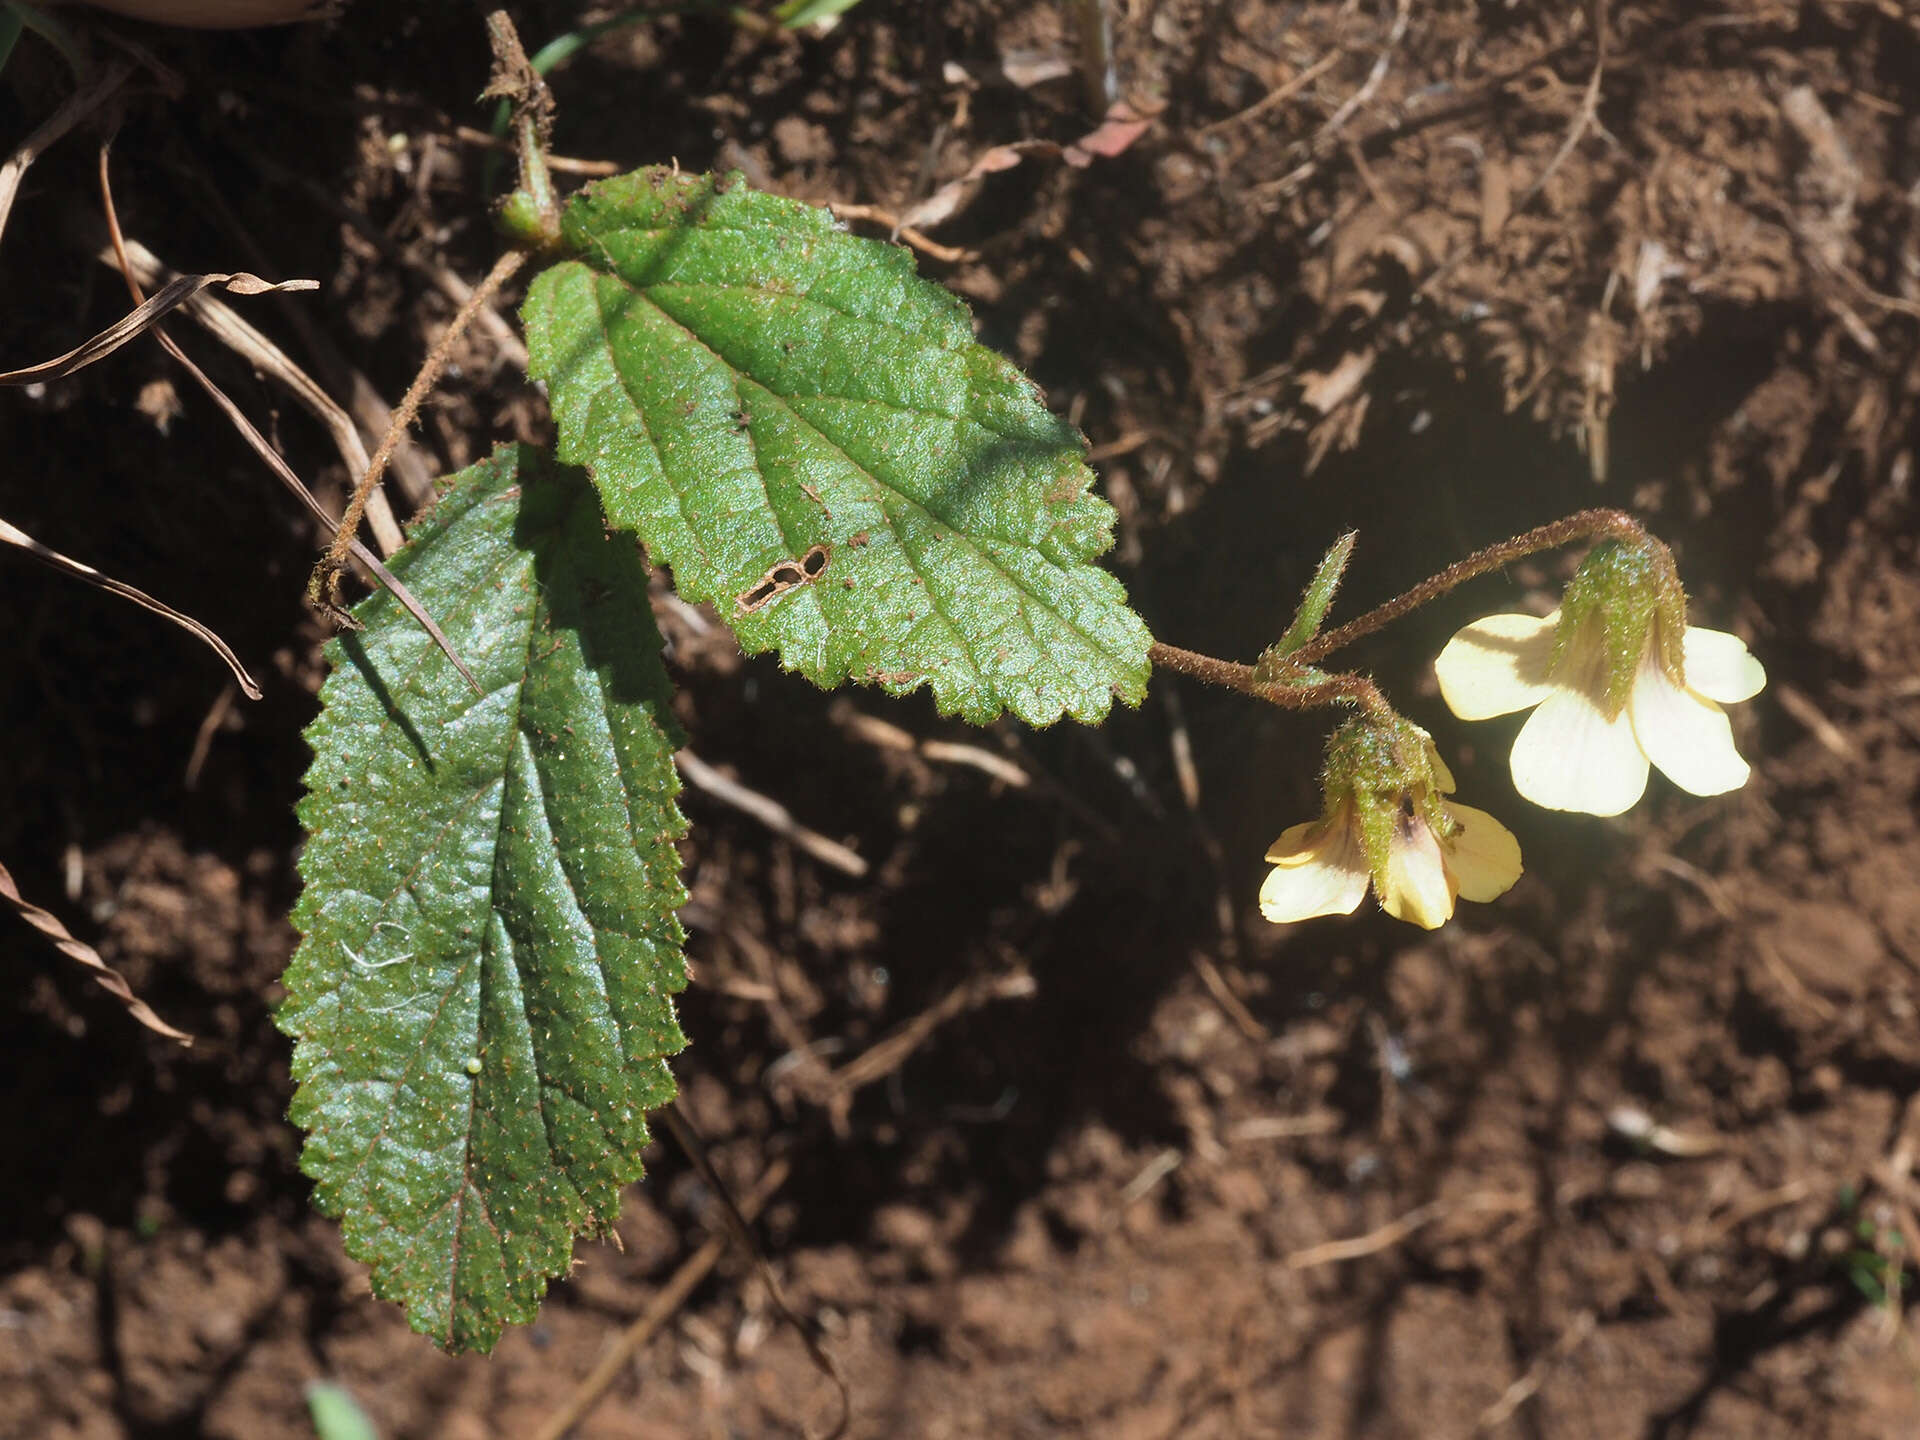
left=305, top=1382, right=381, bottom=1440
left=1260, top=530, right=1356, bottom=675
left=524, top=167, right=1152, bottom=725
left=281, top=444, right=688, bottom=1354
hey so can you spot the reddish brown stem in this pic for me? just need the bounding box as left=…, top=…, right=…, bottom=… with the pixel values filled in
left=1148, top=642, right=1395, bottom=723
left=1147, top=508, right=1659, bottom=722
left=312, top=246, right=528, bottom=610
left=1290, top=508, right=1647, bottom=663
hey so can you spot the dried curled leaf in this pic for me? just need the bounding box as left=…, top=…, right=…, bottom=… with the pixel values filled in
left=0, top=855, right=191, bottom=1044
left=0, top=271, right=318, bottom=387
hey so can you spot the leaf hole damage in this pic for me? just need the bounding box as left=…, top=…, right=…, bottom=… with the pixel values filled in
left=736, top=543, right=832, bottom=614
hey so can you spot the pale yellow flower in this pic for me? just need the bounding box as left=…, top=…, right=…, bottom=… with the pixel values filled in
left=1259, top=743, right=1522, bottom=930
left=1435, top=609, right=1765, bottom=816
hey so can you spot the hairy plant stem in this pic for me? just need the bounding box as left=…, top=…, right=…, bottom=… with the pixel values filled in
left=1148, top=642, right=1396, bottom=724
left=1289, top=507, right=1650, bottom=663
left=309, top=246, right=528, bottom=616
left=1149, top=508, right=1658, bottom=721
left=310, top=9, right=557, bottom=620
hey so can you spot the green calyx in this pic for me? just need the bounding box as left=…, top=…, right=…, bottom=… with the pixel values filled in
left=1321, top=716, right=1452, bottom=891
left=1552, top=538, right=1687, bottom=716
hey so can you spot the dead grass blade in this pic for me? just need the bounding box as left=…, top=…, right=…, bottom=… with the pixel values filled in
left=0, top=62, right=134, bottom=250
left=0, top=854, right=193, bottom=1045
left=122, top=327, right=482, bottom=693
left=96, top=235, right=405, bottom=556
left=0, top=513, right=262, bottom=698
left=0, top=271, right=318, bottom=387
left=92, top=150, right=480, bottom=692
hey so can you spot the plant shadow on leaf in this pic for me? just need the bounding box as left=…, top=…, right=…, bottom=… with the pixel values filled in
left=515, top=455, right=688, bottom=735
left=334, top=633, right=436, bottom=769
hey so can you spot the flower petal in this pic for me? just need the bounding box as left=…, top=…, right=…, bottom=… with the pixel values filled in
left=1510, top=686, right=1649, bottom=816
left=1265, top=819, right=1328, bottom=867
left=1258, top=836, right=1371, bottom=923
left=1379, top=818, right=1456, bottom=930
left=1629, top=651, right=1751, bottom=797
left=1682, top=625, right=1766, bottom=705
left=1421, top=735, right=1458, bottom=794
left=1434, top=612, right=1558, bottom=721
left=1439, top=802, right=1523, bottom=903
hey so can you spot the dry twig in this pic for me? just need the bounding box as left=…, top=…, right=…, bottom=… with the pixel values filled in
left=1506, top=0, right=1610, bottom=222
left=1267, top=0, right=1412, bottom=193
left=1284, top=1191, right=1529, bottom=1269
left=677, top=749, right=868, bottom=878
left=824, top=969, right=1036, bottom=1102
left=661, top=1108, right=849, bottom=1438
left=1198, top=51, right=1341, bottom=138
left=1192, top=951, right=1267, bottom=1043
left=448, top=124, right=618, bottom=175
left=416, top=256, right=530, bottom=372
left=183, top=683, right=238, bottom=791
left=530, top=1159, right=794, bottom=1440
left=835, top=708, right=1032, bottom=789
left=1475, top=1311, right=1596, bottom=1432
left=827, top=202, right=976, bottom=263
left=1416, top=0, right=1610, bottom=301
left=1773, top=683, right=1854, bottom=758
left=917, top=739, right=1029, bottom=788
left=1694, top=1179, right=1813, bottom=1245
left=1227, top=1111, right=1343, bottom=1143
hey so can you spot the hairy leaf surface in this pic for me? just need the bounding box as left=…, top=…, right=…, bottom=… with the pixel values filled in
left=281, top=444, right=687, bottom=1353
left=524, top=167, right=1151, bottom=725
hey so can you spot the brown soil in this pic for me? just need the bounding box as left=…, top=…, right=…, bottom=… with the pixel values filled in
left=5, top=2, right=1920, bottom=1437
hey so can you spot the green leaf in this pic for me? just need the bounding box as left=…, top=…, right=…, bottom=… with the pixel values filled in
left=524, top=167, right=1152, bottom=726
left=280, top=444, right=688, bottom=1354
